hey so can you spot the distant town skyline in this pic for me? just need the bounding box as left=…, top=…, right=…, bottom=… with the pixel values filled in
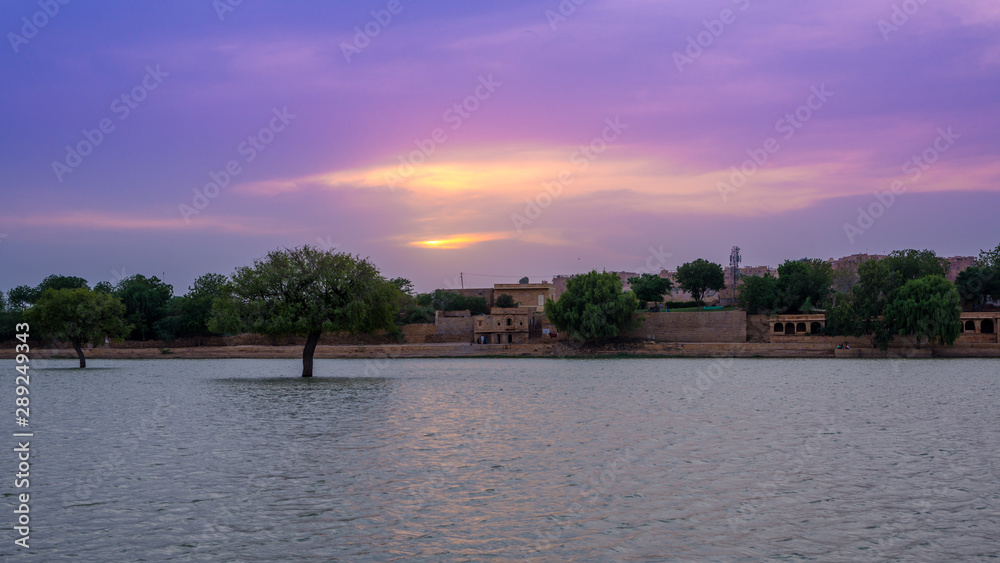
left=2, top=1, right=998, bottom=294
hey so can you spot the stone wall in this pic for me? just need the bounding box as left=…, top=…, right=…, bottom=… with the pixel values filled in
left=400, top=324, right=435, bottom=343
left=434, top=312, right=475, bottom=337
left=624, top=311, right=747, bottom=343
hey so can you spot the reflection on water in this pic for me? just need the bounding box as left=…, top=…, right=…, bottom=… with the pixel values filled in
left=3, top=358, right=999, bottom=561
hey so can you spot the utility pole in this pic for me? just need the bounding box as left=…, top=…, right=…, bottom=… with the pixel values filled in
left=460, top=272, right=464, bottom=289
left=729, top=246, right=741, bottom=303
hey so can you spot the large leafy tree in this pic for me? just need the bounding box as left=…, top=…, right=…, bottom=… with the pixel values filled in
left=828, top=249, right=950, bottom=349
left=774, top=259, right=832, bottom=313
left=837, top=258, right=896, bottom=348
left=544, top=270, right=639, bottom=342
left=26, top=288, right=129, bottom=368
left=738, top=274, right=778, bottom=315
left=955, top=266, right=999, bottom=311
left=885, top=275, right=961, bottom=348
left=115, top=274, right=174, bottom=341
left=675, top=259, right=725, bottom=307
left=210, top=246, right=399, bottom=377
left=627, top=273, right=673, bottom=308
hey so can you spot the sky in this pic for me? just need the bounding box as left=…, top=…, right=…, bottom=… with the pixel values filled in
left=1, top=0, right=998, bottom=294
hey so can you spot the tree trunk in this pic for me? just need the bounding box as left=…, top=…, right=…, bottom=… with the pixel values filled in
left=73, top=339, right=86, bottom=368
left=302, top=331, right=322, bottom=377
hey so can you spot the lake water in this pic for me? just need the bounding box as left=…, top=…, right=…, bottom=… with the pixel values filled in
left=4, top=357, right=999, bottom=561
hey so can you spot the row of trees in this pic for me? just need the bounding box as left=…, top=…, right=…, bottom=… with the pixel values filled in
left=825, top=248, right=999, bottom=349
left=542, top=260, right=734, bottom=343
left=2, top=273, right=229, bottom=344
left=547, top=245, right=998, bottom=348
left=3, top=246, right=403, bottom=375
left=6, top=243, right=997, bottom=369
left=627, top=258, right=727, bottom=308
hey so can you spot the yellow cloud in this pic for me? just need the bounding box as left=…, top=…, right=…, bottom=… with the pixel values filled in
left=408, top=231, right=510, bottom=249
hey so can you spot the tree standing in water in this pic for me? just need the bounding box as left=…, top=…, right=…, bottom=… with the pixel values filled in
left=211, top=246, right=399, bottom=377
left=27, top=288, right=129, bottom=368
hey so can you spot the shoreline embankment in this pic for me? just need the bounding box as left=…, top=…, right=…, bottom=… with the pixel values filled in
left=6, top=341, right=1000, bottom=361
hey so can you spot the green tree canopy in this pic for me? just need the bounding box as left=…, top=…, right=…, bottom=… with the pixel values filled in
left=774, top=259, right=832, bottom=313
left=675, top=259, right=725, bottom=307
left=882, top=249, right=948, bottom=282
left=93, top=281, right=115, bottom=294
left=37, top=274, right=89, bottom=294
left=210, top=245, right=399, bottom=376
left=0, top=293, right=22, bottom=342
left=389, top=277, right=414, bottom=295
left=26, top=288, right=129, bottom=367
left=430, top=290, right=489, bottom=315
left=115, top=274, right=174, bottom=341
left=494, top=294, right=519, bottom=308
left=977, top=243, right=1000, bottom=271
left=738, top=274, right=778, bottom=315
left=154, top=273, right=230, bottom=340
left=830, top=258, right=895, bottom=348
left=968, top=243, right=1000, bottom=305
left=627, top=273, right=674, bottom=307
left=519, top=276, right=530, bottom=284
left=7, top=286, right=37, bottom=311
left=829, top=249, right=951, bottom=349
left=544, top=270, right=639, bottom=342
left=885, top=275, right=961, bottom=348
left=955, top=266, right=999, bottom=311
